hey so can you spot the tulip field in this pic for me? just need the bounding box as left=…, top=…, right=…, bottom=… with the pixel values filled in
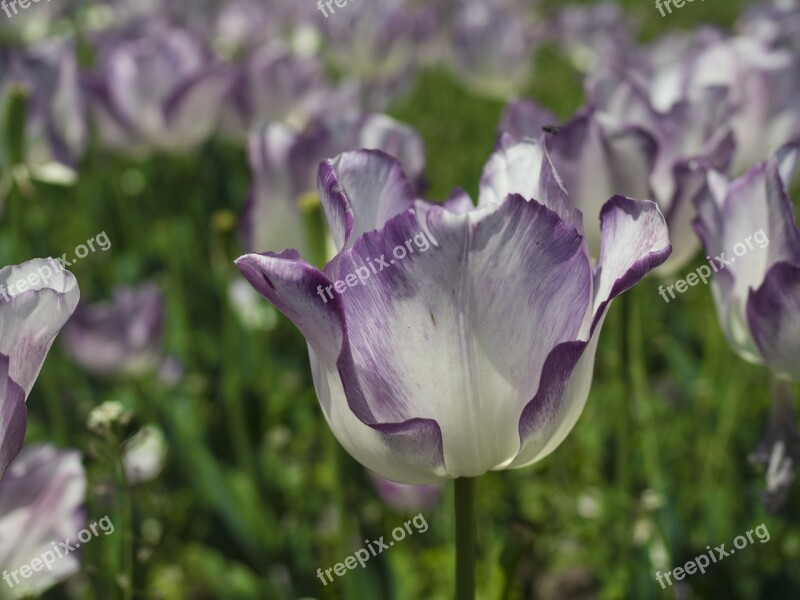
left=1, top=0, right=799, bottom=598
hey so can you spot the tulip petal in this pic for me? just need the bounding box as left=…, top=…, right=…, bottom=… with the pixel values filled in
left=0, top=355, right=26, bottom=480
left=498, top=100, right=558, bottom=140
left=478, top=136, right=584, bottom=233
left=235, top=250, right=446, bottom=483
left=544, top=111, right=657, bottom=255
left=318, top=150, right=416, bottom=253
left=0, top=259, right=80, bottom=395
left=591, top=197, right=672, bottom=331
left=512, top=195, right=671, bottom=468
left=748, top=263, right=800, bottom=381
left=0, top=445, right=85, bottom=594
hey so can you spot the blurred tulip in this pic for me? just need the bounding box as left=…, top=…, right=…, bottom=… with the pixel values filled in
left=62, top=282, right=163, bottom=378
left=221, top=41, right=356, bottom=138
left=0, top=41, right=86, bottom=186
left=0, top=445, right=86, bottom=597
left=551, top=3, right=637, bottom=72
left=236, top=139, right=671, bottom=483
left=369, top=471, right=443, bottom=512
left=241, top=113, right=425, bottom=256
left=449, top=0, right=539, bottom=98
left=600, top=30, right=800, bottom=175
left=501, top=79, right=733, bottom=275
left=0, top=259, right=79, bottom=479
left=694, top=143, right=800, bottom=381
left=86, top=27, right=231, bottom=154
left=321, top=0, right=435, bottom=109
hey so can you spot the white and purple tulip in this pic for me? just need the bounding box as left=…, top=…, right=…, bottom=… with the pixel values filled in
left=0, top=259, right=79, bottom=479
left=86, top=26, right=231, bottom=154
left=241, top=113, right=425, bottom=256
left=236, top=139, right=671, bottom=483
left=0, top=444, right=86, bottom=596
left=694, top=143, right=800, bottom=382
left=62, top=282, right=163, bottom=378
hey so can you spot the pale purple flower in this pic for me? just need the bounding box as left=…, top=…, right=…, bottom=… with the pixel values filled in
left=62, top=282, right=163, bottom=378
left=551, top=3, right=637, bottom=73
left=449, top=0, right=539, bottom=98
left=0, top=41, right=87, bottom=177
left=0, top=259, right=79, bottom=478
left=0, top=445, right=86, bottom=596
left=500, top=89, right=733, bottom=274
left=320, top=0, right=434, bottom=109
left=86, top=26, right=231, bottom=154
left=236, top=139, right=670, bottom=483
left=221, top=41, right=356, bottom=138
left=737, top=0, right=800, bottom=53
left=609, top=31, right=800, bottom=174
left=241, top=113, right=425, bottom=256
left=694, top=143, right=800, bottom=381
left=369, top=471, right=443, bottom=512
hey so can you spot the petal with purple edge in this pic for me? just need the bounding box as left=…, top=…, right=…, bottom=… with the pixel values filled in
left=589, top=196, right=672, bottom=334
left=478, top=135, right=584, bottom=233
left=748, top=262, right=800, bottom=382
left=0, top=445, right=86, bottom=594
left=498, top=100, right=558, bottom=140
left=0, top=355, right=26, bottom=480
left=318, top=150, right=416, bottom=253
left=0, top=259, right=80, bottom=396
left=235, top=250, right=446, bottom=483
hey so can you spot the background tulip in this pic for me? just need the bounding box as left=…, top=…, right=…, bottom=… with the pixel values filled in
left=694, top=143, right=800, bottom=381
left=0, top=259, right=79, bottom=478
left=0, top=444, right=86, bottom=597
left=62, top=282, right=163, bottom=378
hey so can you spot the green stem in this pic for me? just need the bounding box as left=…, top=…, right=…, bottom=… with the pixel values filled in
left=116, top=448, right=134, bottom=600
left=616, top=295, right=632, bottom=582
left=455, top=477, right=476, bottom=600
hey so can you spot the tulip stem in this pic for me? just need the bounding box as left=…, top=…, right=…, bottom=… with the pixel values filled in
left=454, top=477, right=477, bottom=600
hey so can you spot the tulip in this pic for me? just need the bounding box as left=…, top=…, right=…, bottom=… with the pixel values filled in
left=0, top=42, right=86, bottom=188
left=221, top=41, right=357, bottom=138
left=86, top=27, right=231, bottom=154
left=241, top=113, right=425, bottom=257
left=449, top=0, right=539, bottom=98
left=0, top=444, right=86, bottom=597
left=237, top=137, right=671, bottom=482
left=550, top=3, right=637, bottom=73
left=501, top=81, right=733, bottom=274
left=602, top=31, right=800, bottom=175
left=62, top=282, right=163, bottom=378
left=320, top=0, right=435, bottom=109
left=694, top=143, right=800, bottom=382
left=0, top=258, right=79, bottom=479
left=237, top=139, right=670, bottom=597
